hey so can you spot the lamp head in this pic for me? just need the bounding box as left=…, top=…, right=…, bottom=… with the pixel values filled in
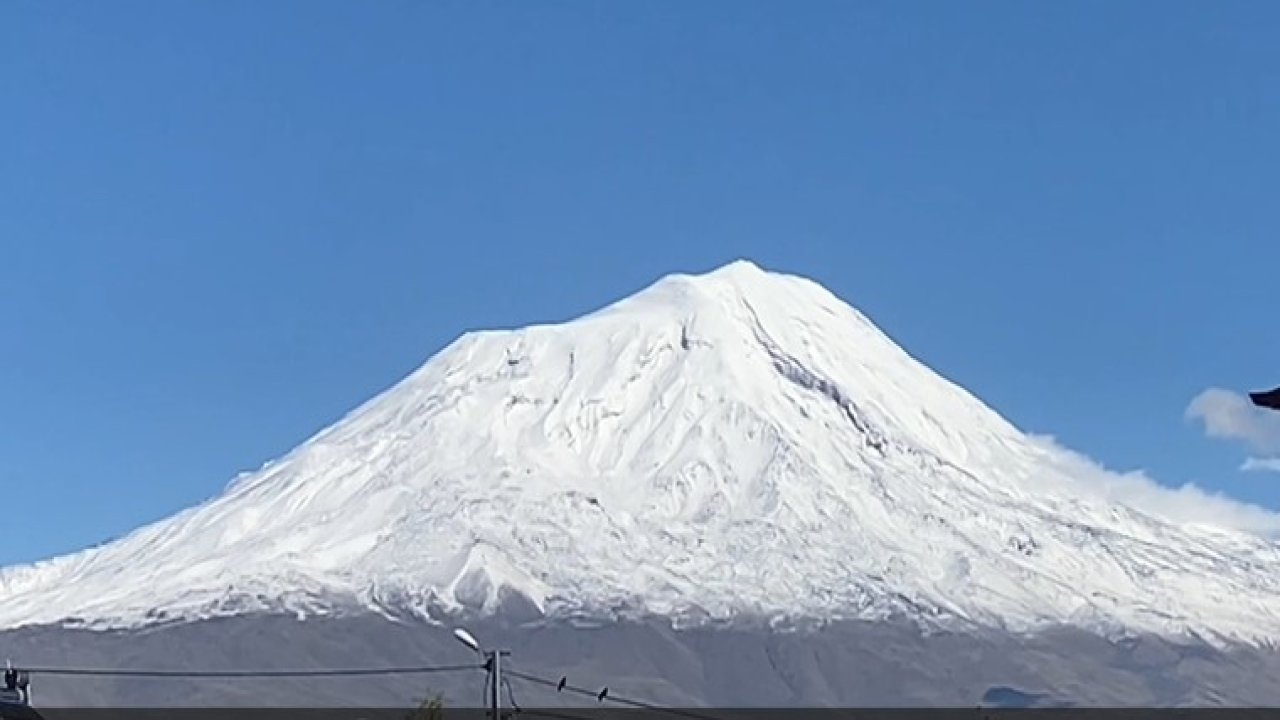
left=453, top=627, right=481, bottom=654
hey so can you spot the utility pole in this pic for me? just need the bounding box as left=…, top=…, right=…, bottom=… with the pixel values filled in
left=488, top=647, right=512, bottom=720
left=455, top=628, right=510, bottom=720
left=490, top=647, right=500, bottom=720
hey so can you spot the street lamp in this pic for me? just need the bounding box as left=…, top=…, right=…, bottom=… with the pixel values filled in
left=454, top=628, right=509, bottom=719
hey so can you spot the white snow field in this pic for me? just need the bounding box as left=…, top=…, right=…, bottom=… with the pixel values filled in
left=2, top=260, right=1278, bottom=645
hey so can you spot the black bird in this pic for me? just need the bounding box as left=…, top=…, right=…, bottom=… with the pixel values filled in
left=1250, top=386, right=1280, bottom=411
left=557, top=677, right=566, bottom=692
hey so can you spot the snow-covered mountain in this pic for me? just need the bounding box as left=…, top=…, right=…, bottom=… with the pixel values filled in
left=3, top=259, right=1278, bottom=646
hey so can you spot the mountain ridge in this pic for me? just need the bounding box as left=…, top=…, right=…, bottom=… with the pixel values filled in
left=2, top=259, right=1278, bottom=648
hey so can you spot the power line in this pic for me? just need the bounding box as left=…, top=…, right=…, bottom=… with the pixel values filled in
left=21, top=663, right=486, bottom=678
left=15, top=632, right=724, bottom=718
left=505, top=668, right=719, bottom=720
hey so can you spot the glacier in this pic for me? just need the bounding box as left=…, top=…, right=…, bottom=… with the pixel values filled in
left=2, top=259, right=1278, bottom=649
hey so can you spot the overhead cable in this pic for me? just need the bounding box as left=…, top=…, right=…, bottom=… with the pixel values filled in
left=21, top=663, right=485, bottom=678
left=505, top=667, right=719, bottom=720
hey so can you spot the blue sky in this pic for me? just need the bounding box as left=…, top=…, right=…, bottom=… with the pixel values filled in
left=3, top=1, right=1279, bottom=566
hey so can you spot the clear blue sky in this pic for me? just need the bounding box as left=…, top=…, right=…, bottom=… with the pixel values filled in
left=3, top=1, right=1278, bottom=566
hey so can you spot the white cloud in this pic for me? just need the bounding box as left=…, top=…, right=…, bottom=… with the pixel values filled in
left=1027, top=434, right=1280, bottom=538
left=1242, top=457, right=1280, bottom=474
left=1186, top=387, right=1280, bottom=454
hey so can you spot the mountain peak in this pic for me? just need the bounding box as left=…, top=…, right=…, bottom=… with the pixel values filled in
left=575, top=259, right=854, bottom=349
left=698, top=257, right=771, bottom=280
left=585, top=258, right=785, bottom=316
left=696, top=254, right=773, bottom=283
left=653, top=258, right=826, bottom=306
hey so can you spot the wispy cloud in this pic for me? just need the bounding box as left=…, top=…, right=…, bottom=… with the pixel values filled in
left=1186, top=387, right=1280, bottom=455
left=1242, top=457, right=1280, bottom=474
left=1027, top=435, right=1280, bottom=537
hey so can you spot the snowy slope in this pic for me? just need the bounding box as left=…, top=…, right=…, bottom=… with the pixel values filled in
left=2, top=260, right=1279, bottom=644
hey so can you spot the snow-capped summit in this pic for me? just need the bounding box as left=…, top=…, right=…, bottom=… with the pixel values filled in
left=2, top=260, right=1279, bottom=645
